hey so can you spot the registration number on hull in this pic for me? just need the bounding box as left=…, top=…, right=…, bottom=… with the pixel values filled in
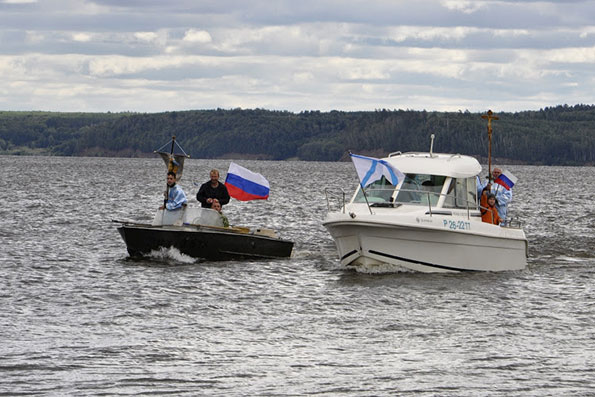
left=443, top=220, right=471, bottom=231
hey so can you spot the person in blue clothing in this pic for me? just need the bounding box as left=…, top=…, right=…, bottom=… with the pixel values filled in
left=159, top=171, right=187, bottom=211
left=477, top=167, right=512, bottom=223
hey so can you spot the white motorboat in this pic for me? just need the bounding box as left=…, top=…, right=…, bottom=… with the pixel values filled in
left=323, top=148, right=528, bottom=273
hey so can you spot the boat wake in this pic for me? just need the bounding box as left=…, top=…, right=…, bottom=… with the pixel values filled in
left=350, top=262, right=416, bottom=274
left=148, top=246, right=197, bottom=264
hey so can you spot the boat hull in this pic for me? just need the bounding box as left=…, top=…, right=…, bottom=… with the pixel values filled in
left=118, top=224, right=294, bottom=260
left=323, top=213, right=527, bottom=273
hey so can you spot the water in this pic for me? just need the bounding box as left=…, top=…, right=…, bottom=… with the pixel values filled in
left=1, top=156, right=594, bottom=396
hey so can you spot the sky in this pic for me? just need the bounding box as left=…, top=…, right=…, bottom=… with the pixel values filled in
left=1, top=0, right=595, bottom=113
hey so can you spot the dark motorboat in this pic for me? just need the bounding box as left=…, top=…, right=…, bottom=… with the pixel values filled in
left=116, top=207, right=294, bottom=260
left=115, top=136, right=293, bottom=261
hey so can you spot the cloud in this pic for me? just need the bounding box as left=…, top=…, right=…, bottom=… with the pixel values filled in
left=440, top=0, right=486, bottom=14
left=182, top=29, right=212, bottom=44
left=134, top=31, right=159, bottom=42
left=0, top=0, right=594, bottom=113
left=72, top=32, right=92, bottom=42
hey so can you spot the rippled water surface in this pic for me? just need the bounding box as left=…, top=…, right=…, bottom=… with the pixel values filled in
left=1, top=156, right=594, bottom=396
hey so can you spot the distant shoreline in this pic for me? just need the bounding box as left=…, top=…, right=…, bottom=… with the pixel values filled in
left=1, top=105, right=594, bottom=166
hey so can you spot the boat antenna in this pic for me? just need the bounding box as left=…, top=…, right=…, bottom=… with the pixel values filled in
left=429, top=134, right=435, bottom=157
left=481, top=110, right=499, bottom=182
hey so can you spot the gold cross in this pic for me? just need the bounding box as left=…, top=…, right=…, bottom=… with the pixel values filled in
left=481, top=109, right=499, bottom=137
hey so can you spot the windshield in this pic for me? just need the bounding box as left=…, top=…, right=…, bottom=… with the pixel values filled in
left=394, top=173, right=446, bottom=205
left=353, top=176, right=395, bottom=204
left=352, top=174, right=448, bottom=206
left=443, top=176, right=478, bottom=209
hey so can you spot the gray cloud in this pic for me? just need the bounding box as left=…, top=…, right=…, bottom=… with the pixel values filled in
left=0, top=0, right=594, bottom=112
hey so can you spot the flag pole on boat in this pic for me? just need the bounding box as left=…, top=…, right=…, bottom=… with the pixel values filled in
left=165, top=136, right=175, bottom=207
left=154, top=136, right=190, bottom=208
left=481, top=110, right=498, bottom=182
left=348, top=151, right=374, bottom=215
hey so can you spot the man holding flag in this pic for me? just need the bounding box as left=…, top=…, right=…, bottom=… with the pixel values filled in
left=477, top=167, right=516, bottom=222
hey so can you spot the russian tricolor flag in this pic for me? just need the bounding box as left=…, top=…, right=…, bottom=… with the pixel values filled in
left=495, top=169, right=517, bottom=190
left=225, top=162, right=270, bottom=201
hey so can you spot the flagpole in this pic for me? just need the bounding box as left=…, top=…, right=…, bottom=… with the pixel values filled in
left=349, top=151, right=374, bottom=215
left=359, top=180, right=374, bottom=215
left=164, top=136, right=176, bottom=208
left=481, top=110, right=498, bottom=182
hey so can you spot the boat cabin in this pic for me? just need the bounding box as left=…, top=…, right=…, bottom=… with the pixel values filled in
left=352, top=152, right=482, bottom=210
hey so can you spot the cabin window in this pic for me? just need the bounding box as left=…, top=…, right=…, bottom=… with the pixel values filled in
left=467, top=177, right=478, bottom=207
left=394, top=174, right=446, bottom=205
left=353, top=176, right=395, bottom=204
left=443, top=177, right=476, bottom=209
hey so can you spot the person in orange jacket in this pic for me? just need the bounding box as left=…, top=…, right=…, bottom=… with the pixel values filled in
left=480, top=191, right=501, bottom=225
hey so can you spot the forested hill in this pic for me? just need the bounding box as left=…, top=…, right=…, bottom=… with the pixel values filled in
left=1, top=105, right=594, bottom=165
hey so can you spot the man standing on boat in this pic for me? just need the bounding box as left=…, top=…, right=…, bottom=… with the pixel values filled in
left=159, top=171, right=188, bottom=211
left=477, top=167, right=513, bottom=222
left=196, top=169, right=230, bottom=208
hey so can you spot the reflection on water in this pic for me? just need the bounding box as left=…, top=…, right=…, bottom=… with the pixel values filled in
left=0, top=155, right=594, bottom=396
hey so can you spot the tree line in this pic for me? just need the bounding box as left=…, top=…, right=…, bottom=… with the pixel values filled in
left=1, top=105, right=594, bottom=165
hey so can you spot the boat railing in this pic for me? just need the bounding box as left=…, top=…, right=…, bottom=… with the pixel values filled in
left=353, top=187, right=481, bottom=219
left=489, top=215, right=523, bottom=229
left=357, top=187, right=442, bottom=205
left=475, top=203, right=524, bottom=228
left=324, top=188, right=348, bottom=213
left=328, top=186, right=523, bottom=227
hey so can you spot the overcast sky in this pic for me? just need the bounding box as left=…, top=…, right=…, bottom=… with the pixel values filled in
left=1, top=0, right=594, bottom=113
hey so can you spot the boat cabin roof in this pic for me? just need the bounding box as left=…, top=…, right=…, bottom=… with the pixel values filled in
left=386, top=152, right=481, bottom=178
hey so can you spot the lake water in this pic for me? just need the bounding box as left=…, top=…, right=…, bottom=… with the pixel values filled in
left=1, top=155, right=594, bottom=396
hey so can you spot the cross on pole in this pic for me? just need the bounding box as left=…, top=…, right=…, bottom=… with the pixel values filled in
left=481, top=110, right=499, bottom=182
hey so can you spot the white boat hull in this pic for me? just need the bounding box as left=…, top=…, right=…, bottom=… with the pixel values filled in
left=323, top=211, right=528, bottom=273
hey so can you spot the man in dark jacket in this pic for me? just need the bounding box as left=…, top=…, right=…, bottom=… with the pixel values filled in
left=196, top=169, right=230, bottom=208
